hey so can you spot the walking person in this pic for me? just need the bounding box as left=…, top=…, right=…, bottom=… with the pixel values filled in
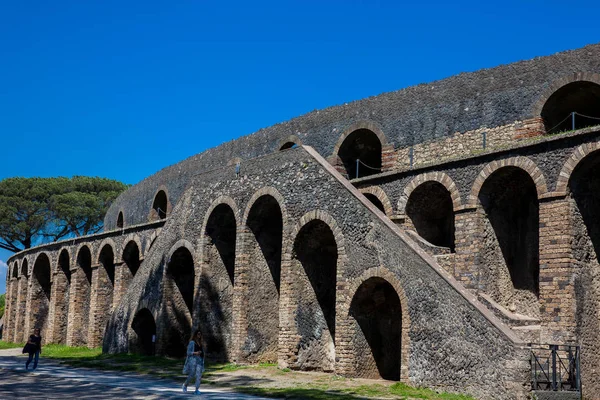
left=182, top=329, right=205, bottom=395
left=24, top=328, right=42, bottom=370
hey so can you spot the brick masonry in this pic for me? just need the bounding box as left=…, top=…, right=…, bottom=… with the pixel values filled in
left=4, top=45, right=600, bottom=399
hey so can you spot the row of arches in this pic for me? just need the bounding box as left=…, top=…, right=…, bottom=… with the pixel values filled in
left=128, top=193, right=405, bottom=381
left=5, top=237, right=145, bottom=347
left=359, top=144, right=600, bottom=319
left=279, top=80, right=600, bottom=181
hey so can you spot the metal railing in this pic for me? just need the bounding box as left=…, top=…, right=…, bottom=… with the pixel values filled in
left=531, top=344, right=581, bottom=394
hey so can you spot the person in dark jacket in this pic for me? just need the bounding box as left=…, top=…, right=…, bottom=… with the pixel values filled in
left=25, top=328, right=42, bottom=370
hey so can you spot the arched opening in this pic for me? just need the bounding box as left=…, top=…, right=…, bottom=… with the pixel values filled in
left=405, top=181, right=455, bottom=251
left=116, top=241, right=141, bottom=306
left=350, top=277, right=401, bottom=381
left=292, top=219, right=337, bottom=371
left=131, top=308, right=156, bottom=356
left=364, top=193, right=385, bottom=213
left=338, top=129, right=382, bottom=179
left=53, top=250, right=71, bottom=344
left=90, top=245, right=115, bottom=346
left=244, top=195, right=283, bottom=362
left=541, top=81, right=600, bottom=134
left=12, top=263, right=18, bottom=279
left=280, top=142, right=298, bottom=150
left=569, top=150, right=600, bottom=386
left=123, top=241, right=141, bottom=277
left=479, top=167, right=539, bottom=316
left=163, top=246, right=194, bottom=357
left=198, top=204, right=237, bottom=361
left=31, top=254, right=51, bottom=336
left=117, top=211, right=124, bottom=228
left=152, top=190, right=168, bottom=220
left=71, top=246, right=92, bottom=346
left=167, top=247, right=195, bottom=314
left=21, top=259, right=28, bottom=277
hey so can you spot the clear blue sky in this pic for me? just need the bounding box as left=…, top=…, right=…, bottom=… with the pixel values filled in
left=1, top=0, right=599, bottom=293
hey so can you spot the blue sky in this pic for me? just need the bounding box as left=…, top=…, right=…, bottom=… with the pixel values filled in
left=1, top=0, right=599, bottom=293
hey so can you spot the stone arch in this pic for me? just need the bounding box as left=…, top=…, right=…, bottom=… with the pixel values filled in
left=130, top=308, right=157, bottom=356
left=399, top=172, right=462, bottom=214
left=30, top=252, right=52, bottom=338
left=95, top=238, right=119, bottom=265
left=89, top=242, right=117, bottom=347
left=163, top=242, right=195, bottom=358
left=342, top=267, right=411, bottom=382
left=20, top=258, right=29, bottom=277
left=52, top=249, right=71, bottom=344
left=68, top=245, right=93, bottom=346
left=121, top=235, right=143, bottom=263
left=278, top=135, right=302, bottom=151
left=240, top=188, right=288, bottom=362
left=150, top=186, right=170, bottom=221
left=197, top=197, right=239, bottom=361
left=468, top=157, right=548, bottom=206
left=242, top=187, right=289, bottom=227
left=360, top=186, right=393, bottom=216
left=117, top=238, right=143, bottom=306
left=475, top=163, right=540, bottom=316
left=556, top=142, right=600, bottom=193
left=531, top=73, right=600, bottom=132
left=11, top=260, right=19, bottom=279
left=333, top=121, right=387, bottom=179
left=282, top=210, right=345, bottom=372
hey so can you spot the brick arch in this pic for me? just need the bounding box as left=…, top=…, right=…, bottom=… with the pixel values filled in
left=53, top=247, right=72, bottom=276
left=467, top=156, right=548, bottom=206
left=531, top=73, right=600, bottom=117
left=331, top=120, right=388, bottom=157
left=32, top=252, right=52, bottom=273
left=121, top=235, right=143, bottom=263
left=11, top=260, right=19, bottom=279
left=287, top=210, right=347, bottom=260
left=21, top=256, right=31, bottom=277
left=201, top=196, right=241, bottom=231
left=74, top=244, right=92, bottom=265
left=96, top=238, right=119, bottom=265
left=555, top=142, right=600, bottom=193
left=167, top=239, right=196, bottom=263
left=398, top=172, right=462, bottom=214
left=149, top=185, right=172, bottom=221
left=241, top=187, right=289, bottom=228
left=359, top=186, right=394, bottom=216
left=116, top=207, right=126, bottom=229
left=278, top=135, right=303, bottom=150
left=339, top=266, right=411, bottom=382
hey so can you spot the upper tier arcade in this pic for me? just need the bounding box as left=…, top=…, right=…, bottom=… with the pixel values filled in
left=104, top=43, right=600, bottom=230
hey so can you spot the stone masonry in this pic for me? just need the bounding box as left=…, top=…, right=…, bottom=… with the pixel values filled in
left=5, top=43, right=600, bottom=399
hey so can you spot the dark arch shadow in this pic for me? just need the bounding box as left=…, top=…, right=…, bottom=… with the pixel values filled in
left=364, top=193, right=385, bottom=213
left=478, top=167, right=539, bottom=311
left=406, top=181, right=455, bottom=251
left=131, top=308, right=157, bottom=356
left=350, top=277, right=401, bottom=381
left=338, top=129, right=382, bottom=179
left=542, top=81, right=600, bottom=133
left=293, top=219, right=337, bottom=370
left=153, top=190, right=168, bottom=219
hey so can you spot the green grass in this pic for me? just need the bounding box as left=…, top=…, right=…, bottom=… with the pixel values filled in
left=238, top=383, right=477, bottom=400
left=0, top=340, right=23, bottom=350
left=40, top=345, right=475, bottom=399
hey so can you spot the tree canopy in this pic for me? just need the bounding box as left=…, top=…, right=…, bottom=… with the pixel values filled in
left=0, top=177, right=128, bottom=252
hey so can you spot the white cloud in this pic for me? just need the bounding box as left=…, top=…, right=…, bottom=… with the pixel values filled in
left=0, top=260, right=7, bottom=270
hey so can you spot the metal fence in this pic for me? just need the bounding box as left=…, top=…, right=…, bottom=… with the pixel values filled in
left=531, top=344, right=581, bottom=395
